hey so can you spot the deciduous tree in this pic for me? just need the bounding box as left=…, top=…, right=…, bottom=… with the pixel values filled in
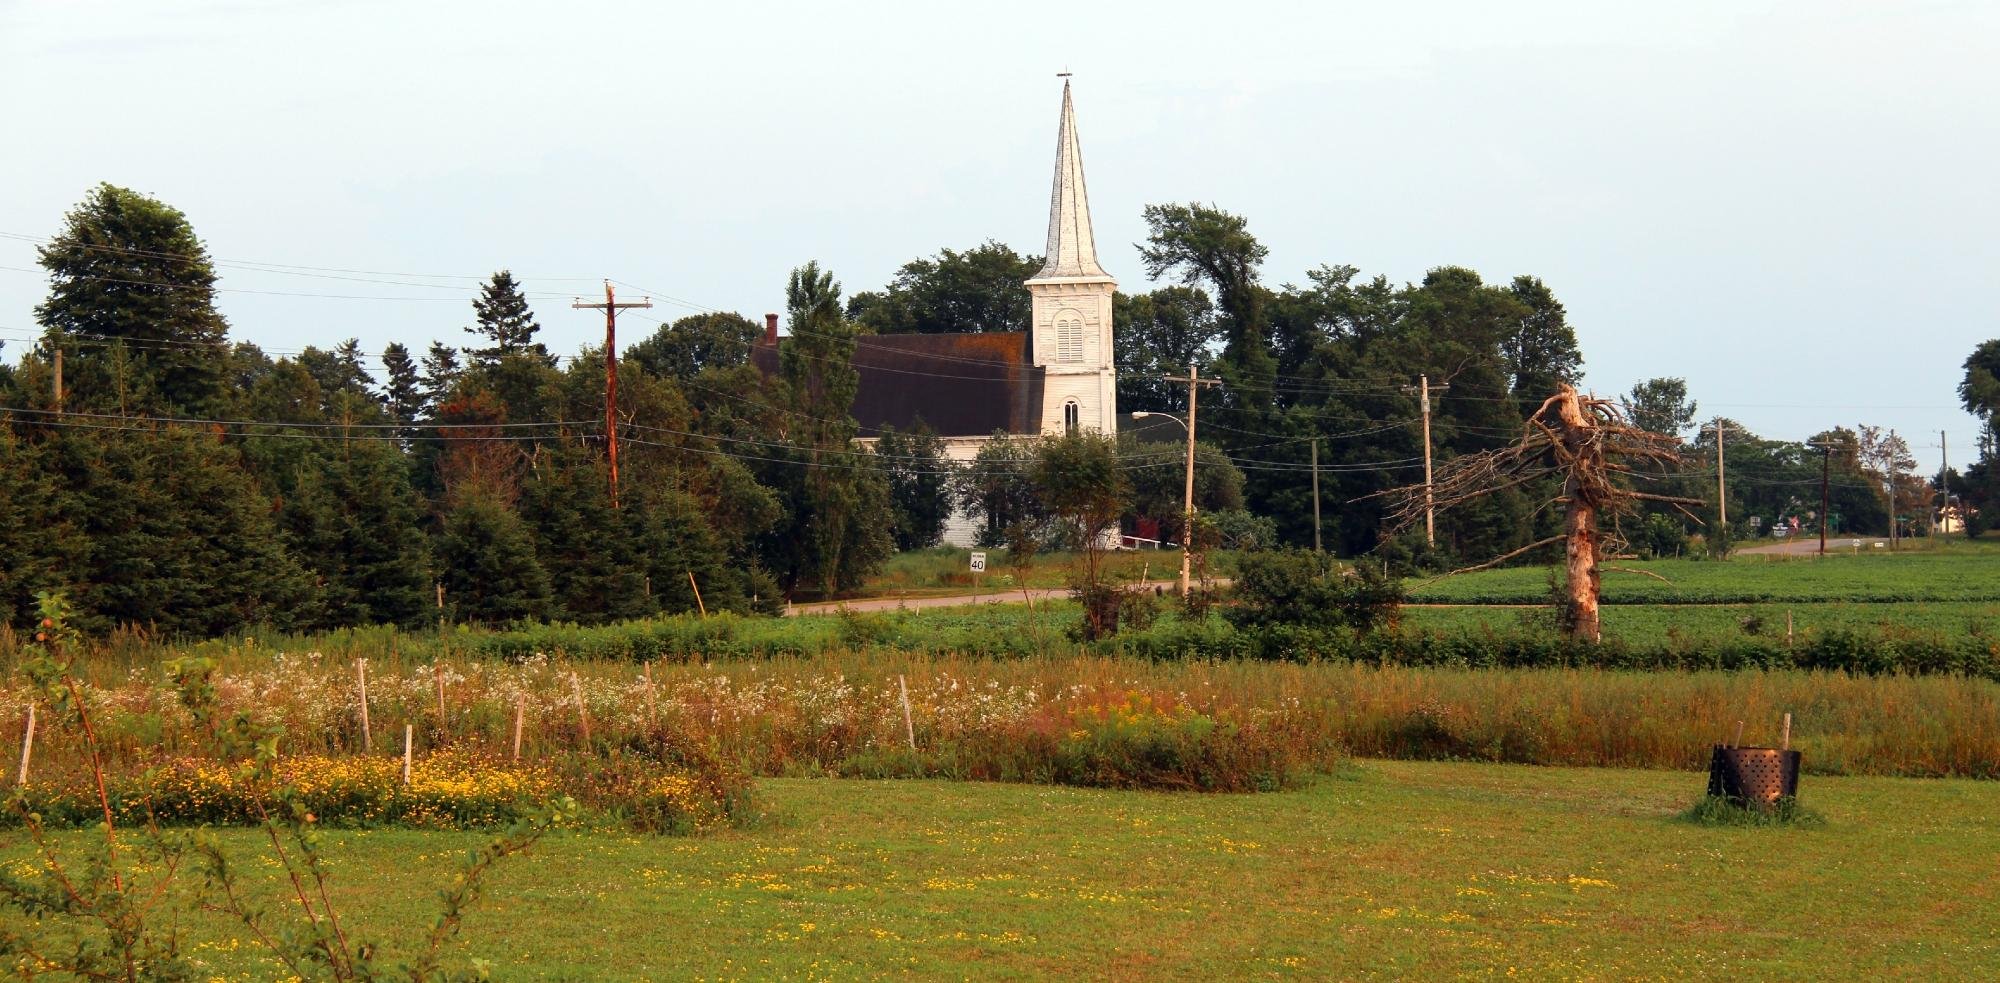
left=847, top=241, right=1039, bottom=334
left=768, top=262, right=893, bottom=595
left=1623, top=378, right=1698, bottom=439
left=875, top=423, right=955, bottom=551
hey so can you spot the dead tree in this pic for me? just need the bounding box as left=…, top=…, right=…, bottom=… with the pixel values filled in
left=1381, top=385, right=1701, bottom=642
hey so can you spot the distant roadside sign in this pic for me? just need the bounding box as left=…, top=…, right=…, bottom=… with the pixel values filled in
left=1749, top=516, right=1762, bottom=528
left=969, top=551, right=987, bottom=573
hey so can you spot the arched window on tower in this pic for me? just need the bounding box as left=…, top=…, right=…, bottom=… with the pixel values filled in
left=1056, top=313, right=1084, bottom=363
left=1064, top=399, right=1080, bottom=433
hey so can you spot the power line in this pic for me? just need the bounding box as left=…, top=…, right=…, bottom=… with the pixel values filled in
left=0, top=230, right=599, bottom=285
left=0, top=264, right=541, bottom=303
left=0, top=405, right=589, bottom=430
left=8, top=416, right=571, bottom=442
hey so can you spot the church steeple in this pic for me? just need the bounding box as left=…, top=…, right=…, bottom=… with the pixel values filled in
left=1030, top=77, right=1111, bottom=282
left=1023, top=76, right=1117, bottom=437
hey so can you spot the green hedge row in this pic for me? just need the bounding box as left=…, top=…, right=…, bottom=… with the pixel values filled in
left=1411, top=588, right=2000, bottom=605
left=461, top=608, right=1064, bottom=662
left=1114, top=621, right=2000, bottom=680
left=451, top=607, right=2000, bottom=682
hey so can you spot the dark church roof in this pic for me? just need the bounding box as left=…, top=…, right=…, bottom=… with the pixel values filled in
left=751, top=332, right=1045, bottom=437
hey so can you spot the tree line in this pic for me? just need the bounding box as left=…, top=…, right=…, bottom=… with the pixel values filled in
left=5, top=183, right=1976, bottom=637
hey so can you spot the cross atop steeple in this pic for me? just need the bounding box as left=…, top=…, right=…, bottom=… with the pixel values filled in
left=1030, top=76, right=1111, bottom=282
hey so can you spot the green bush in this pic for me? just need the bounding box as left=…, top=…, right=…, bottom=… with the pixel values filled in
left=1104, top=612, right=2000, bottom=680
left=1227, top=550, right=1404, bottom=633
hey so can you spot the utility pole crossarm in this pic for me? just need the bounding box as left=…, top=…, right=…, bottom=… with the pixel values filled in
left=572, top=281, right=652, bottom=509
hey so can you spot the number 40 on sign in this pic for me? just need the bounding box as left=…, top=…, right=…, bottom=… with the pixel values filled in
left=969, top=551, right=987, bottom=573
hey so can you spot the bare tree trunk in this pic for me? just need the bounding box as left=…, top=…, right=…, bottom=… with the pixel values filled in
left=1383, top=383, right=1694, bottom=645
left=1565, top=492, right=1601, bottom=642
left=1554, top=389, right=1602, bottom=644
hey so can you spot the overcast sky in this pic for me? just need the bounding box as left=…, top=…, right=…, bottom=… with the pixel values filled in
left=3, top=0, right=1994, bottom=457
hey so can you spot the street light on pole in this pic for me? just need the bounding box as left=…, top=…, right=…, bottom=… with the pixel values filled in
left=1132, top=410, right=1197, bottom=598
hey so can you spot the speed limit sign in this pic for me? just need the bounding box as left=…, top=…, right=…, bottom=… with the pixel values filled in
left=969, top=551, right=987, bottom=573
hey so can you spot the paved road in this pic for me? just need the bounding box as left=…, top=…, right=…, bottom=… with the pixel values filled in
left=1736, top=537, right=1889, bottom=556
left=786, top=580, right=1193, bottom=616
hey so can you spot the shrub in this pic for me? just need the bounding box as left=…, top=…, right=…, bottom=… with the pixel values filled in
left=973, top=691, right=1337, bottom=792
left=1069, top=582, right=1159, bottom=641
left=1228, top=551, right=1404, bottom=633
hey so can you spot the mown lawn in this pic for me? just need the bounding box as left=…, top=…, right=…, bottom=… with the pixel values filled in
left=11, top=762, right=1996, bottom=979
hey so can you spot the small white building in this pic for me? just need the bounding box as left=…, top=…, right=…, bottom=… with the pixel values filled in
left=753, top=80, right=1119, bottom=547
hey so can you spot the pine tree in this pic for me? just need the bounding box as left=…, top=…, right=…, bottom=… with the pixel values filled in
left=519, top=445, right=650, bottom=625
left=0, top=428, right=83, bottom=628
left=466, top=271, right=553, bottom=369
left=420, top=342, right=462, bottom=418
left=34, top=184, right=234, bottom=416
left=628, top=486, right=748, bottom=615
left=436, top=491, right=553, bottom=625
left=277, top=439, right=434, bottom=629
left=298, top=339, right=375, bottom=405
left=379, top=342, right=425, bottom=426
left=45, top=428, right=313, bottom=636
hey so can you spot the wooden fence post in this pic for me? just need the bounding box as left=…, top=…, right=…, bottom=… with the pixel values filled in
left=571, top=673, right=592, bottom=745
left=356, top=658, right=371, bottom=753
left=402, top=724, right=413, bottom=785
left=643, top=661, right=658, bottom=734
left=688, top=571, right=707, bottom=618
left=434, top=663, right=448, bottom=736
left=16, top=705, right=34, bottom=785
left=512, top=692, right=525, bottom=763
left=898, top=675, right=916, bottom=751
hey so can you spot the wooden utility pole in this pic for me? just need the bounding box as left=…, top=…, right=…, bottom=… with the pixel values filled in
left=51, top=343, right=63, bottom=407
left=1941, top=430, right=1950, bottom=534
left=1809, top=440, right=1831, bottom=556
left=1714, top=418, right=1727, bottom=530
left=1160, top=364, right=1219, bottom=597
left=1889, top=428, right=1900, bottom=549
left=573, top=281, right=651, bottom=508
left=1402, top=375, right=1449, bottom=548
left=1311, top=437, right=1322, bottom=553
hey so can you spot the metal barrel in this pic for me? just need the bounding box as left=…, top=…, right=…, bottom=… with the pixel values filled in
left=1707, top=746, right=1802, bottom=807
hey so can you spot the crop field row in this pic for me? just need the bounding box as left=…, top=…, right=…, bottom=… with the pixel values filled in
left=1402, top=600, right=2000, bottom=640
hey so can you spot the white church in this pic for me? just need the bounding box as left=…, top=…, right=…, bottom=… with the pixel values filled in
left=753, top=79, right=1121, bottom=547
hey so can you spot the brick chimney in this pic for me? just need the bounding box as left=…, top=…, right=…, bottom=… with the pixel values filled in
left=764, top=313, right=779, bottom=345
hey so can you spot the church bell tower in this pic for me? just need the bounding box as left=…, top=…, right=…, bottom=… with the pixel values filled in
left=1025, top=77, right=1118, bottom=436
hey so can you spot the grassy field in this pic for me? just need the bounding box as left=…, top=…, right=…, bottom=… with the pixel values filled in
left=1407, top=538, right=2000, bottom=605
left=10, top=761, right=1995, bottom=980
left=8, top=545, right=1999, bottom=977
